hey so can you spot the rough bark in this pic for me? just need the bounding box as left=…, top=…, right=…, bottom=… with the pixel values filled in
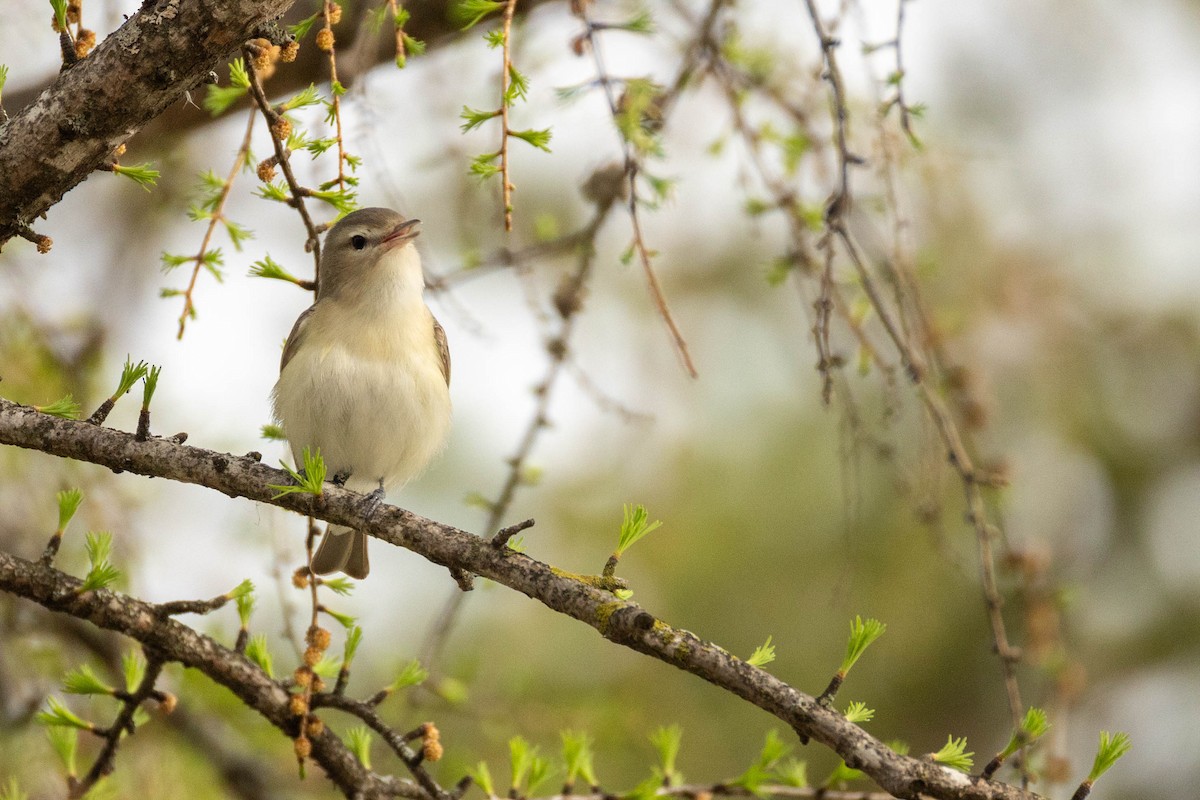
left=0, top=0, right=297, bottom=249
left=0, top=398, right=1043, bottom=800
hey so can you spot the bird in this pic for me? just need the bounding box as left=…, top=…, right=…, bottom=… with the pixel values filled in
left=272, top=207, right=452, bottom=579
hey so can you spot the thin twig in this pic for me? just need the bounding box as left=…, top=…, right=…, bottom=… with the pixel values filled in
left=500, top=0, right=518, bottom=231
left=70, top=653, right=165, bottom=799
left=243, top=50, right=324, bottom=281
left=177, top=108, right=256, bottom=339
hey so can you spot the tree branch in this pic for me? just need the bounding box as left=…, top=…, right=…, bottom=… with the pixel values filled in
left=0, top=398, right=1043, bottom=800
left=0, top=548, right=424, bottom=799
left=0, top=0, right=298, bottom=250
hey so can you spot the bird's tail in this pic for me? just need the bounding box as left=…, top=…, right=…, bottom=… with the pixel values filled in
left=311, top=524, right=370, bottom=579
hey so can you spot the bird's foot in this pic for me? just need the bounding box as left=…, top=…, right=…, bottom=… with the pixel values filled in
left=362, top=481, right=386, bottom=522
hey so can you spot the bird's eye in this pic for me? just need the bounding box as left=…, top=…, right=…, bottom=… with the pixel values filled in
left=350, top=234, right=367, bottom=250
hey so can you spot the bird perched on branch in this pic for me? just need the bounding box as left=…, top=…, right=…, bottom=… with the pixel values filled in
left=273, top=207, right=452, bottom=578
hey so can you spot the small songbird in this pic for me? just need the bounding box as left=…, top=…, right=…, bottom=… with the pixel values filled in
left=272, top=207, right=452, bottom=579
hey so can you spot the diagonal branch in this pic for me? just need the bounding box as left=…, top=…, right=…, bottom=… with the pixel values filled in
left=0, top=398, right=1042, bottom=800
left=0, top=549, right=425, bottom=799
left=0, top=0, right=298, bottom=250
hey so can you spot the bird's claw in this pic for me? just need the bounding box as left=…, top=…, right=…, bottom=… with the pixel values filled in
left=362, top=484, right=386, bottom=522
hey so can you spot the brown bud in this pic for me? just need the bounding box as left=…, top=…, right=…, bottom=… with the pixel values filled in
left=256, top=159, right=277, bottom=183
left=312, top=676, right=326, bottom=692
left=424, top=739, right=444, bottom=762
left=303, top=646, right=322, bottom=667
left=36, top=236, right=53, bottom=254
left=158, top=692, right=178, bottom=714
left=306, top=626, right=332, bottom=651
left=306, top=716, right=325, bottom=737
left=570, top=34, right=587, bottom=56
left=281, top=41, right=300, bottom=63
left=66, top=0, right=81, bottom=24
left=292, top=568, right=309, bottom=589
left=114, top=143, right=127, bottom=158
left=289, top=693, right=309, bottom=717
left=326, top=3, right=343, bottom=25
left=50, top=13, right=64, bottom=33
left=294, top=666, right=314, bottom=687
left=294, top=735, right=312, bottom=760
left=271, top=117, right=292, bottom=142
left=315, top=27, right=334, bottom=52
left=74, top=29, right=95, bottom=58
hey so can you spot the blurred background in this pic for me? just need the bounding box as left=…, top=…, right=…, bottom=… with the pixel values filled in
left=2, top=1, right=1200, bottom=798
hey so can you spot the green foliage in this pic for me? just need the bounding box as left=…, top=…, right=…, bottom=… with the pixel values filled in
left=249, top=255, right=300, bottom=284
left=0, top=778, right=26, bottom=800
left=1087, top=731, right=1131, bottom=782
left=255, top=181, right=291, bottom=203
left=615, top=78, right=664, bottom=157
left=235, top=587, right=256, bottom=628
left=322, top=576, right=356, bottom=597
left=999, top=707, right=1051, bottom=759
left=341, top=625, right=363, bottom=664
left=507, top=736, right=551, bottom=795
left=776, top=758, right=808, bottom=788
left=244, top=634, right=274, bottom=677
left=223, top=220, right=253, bottom=251
left=509, top=128, right=553, bottom=152
left=389, top=659, right=428, bottom=691
left=112, top=162, right=160, bottom=191
left=49, top=0, right=68, bottom=32
left=261, top=424, right=286, bottom=441
left=504, top=64, right=529, bottom=106
left=45, top=726, right=78, bottom=776
left=346, top=725, right=373, bottom=769
left=311, top=655, right=342, bottom=678
left=63, top=664, right=115, bottom=695
left=454, top=0, right=504, bottom=30
left=122, top=650, right=145, bottom=693
left=35, top=394, right=81, bottom=419
left=616, top=503, right=663, bottom=556
left=839, top=616, right=886, bottom=675
left=322, top=606, right=357, bottom=629
left=114, top=356, right=150, bottom=398
left=461, top=106, right=501, bottom=133
left=469, top=153, right=501, bottom=179
left=281, top=84, right=321, bottom=112
left=843, top=701, right=874, bottom=723
left=306, top=187, right=358, bottom=214
left=56, top=488, right=84, bottom=531
left=467, top=761, right=495, bottom=797
left=288, top=11, right=322, bottom=38
left=269, top=446, right=327, bottom=499
left=747, top=635, right=776, bottom=667
left=824, top=760, right=863, bottom=787
left=931, top=736, right=974, bottom=773
left=614, top=10, right=654, bottom=34
left=732, top=729, right=791, bottom=794
left=0, top=65, right=8, bottom=101
left=141, top=364, right=162, bottom=409
left=649, top=724, right=683, bottom=784
left=36, top=696, right=92, bottom=730
left=80, top=531, right=120, bottom=591
left=561, top=730, right=598, bottom=788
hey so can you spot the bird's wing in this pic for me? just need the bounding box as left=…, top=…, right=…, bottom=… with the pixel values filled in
left=280, top=305, right=317, bottom=372
left=432, top=314, right=451, bottom=387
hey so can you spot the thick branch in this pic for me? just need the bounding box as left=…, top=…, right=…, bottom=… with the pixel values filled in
left=0, top=549, right=422, bottom=799
left=0, top=0, right=297, bottom=249
left=0, top=398, right=1041, bottom=800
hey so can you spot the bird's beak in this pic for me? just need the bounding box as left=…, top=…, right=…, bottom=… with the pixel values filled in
left=380, top=218, right=421, bottom=249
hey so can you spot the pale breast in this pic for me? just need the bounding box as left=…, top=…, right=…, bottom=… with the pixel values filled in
left=272, top=300, right=452, bottom=491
